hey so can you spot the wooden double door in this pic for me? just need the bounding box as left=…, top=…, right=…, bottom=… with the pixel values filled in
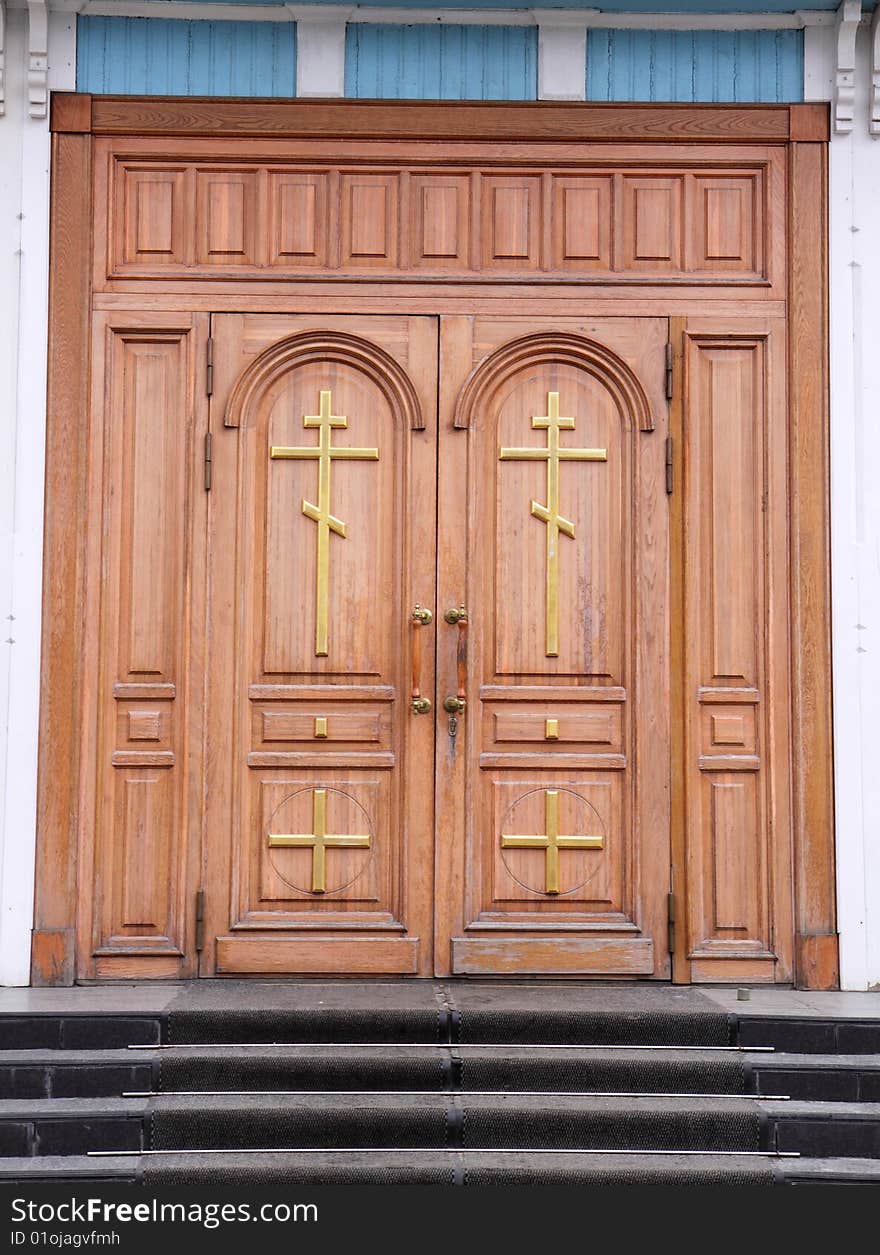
left=199, top=311, right=670, bottom=976
left=35, top=100, right=835, bottom=987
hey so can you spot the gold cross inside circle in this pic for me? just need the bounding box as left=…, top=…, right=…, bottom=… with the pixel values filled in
left=268, top=789, right=371, bottom=894
left=499, top=392, right=606, bottom=657
left=501, top=789, right=603, bottom=895
left=271, top=390, right=379, bottom=657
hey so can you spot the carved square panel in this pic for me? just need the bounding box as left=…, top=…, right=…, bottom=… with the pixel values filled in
left=690, top=175, right=762, bottom=275
left=267, top=171, right=328, bottom=268
left=551, top=176, right=613, bottom=271
left=340, top=175, right=399, bottom=268
left=115, top=702, right=172, bottom=752
left=196, top=171, right=258, bottom=266
left=409, top=174, right=470, bottom=269
left=622, top=177, right=683, bottom=272
left=701, top=705, right=758, bottom=757
left=117, top=167, right=188, bottom=270
left=128, top=710, right=162, bottom=742
left=488, top=777, right=620, bottom=908
left=481, top=177, right=542, bottom=270
left=255, top=776, right=383, bottom=905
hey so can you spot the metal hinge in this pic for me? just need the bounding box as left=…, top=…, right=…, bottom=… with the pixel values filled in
left=665, top=342, right=674, bottom=401
left=667, top=891, right=676, bottom=955
left=665, top=436, right=674, bottom=495
left=204, top=432, right=213, bottom=492
left=195, top=889, right=205, bottom=952
left=206, top=337, right=214, bottom=396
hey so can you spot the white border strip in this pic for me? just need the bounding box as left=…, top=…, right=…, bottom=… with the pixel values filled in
left=20, top=2, right=837, bottom=32
left=0, top=8, right=75, bottom=987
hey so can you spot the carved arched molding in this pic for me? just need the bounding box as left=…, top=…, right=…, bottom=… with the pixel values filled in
left=224, top=330, right=425, bottom=430
left=452, top=332, right=654, bottom=433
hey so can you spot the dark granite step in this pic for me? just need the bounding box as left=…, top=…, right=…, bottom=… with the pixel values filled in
left=3, top=1150, right=880, bottom=1186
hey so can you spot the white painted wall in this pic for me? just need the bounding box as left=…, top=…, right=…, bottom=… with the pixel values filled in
left=0, top=9, right=75, bottom=985
left=806, top=17, right=880, bottom=990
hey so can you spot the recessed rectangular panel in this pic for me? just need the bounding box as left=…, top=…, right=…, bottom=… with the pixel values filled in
left=196, top=171, right=257, bottom=265
left=119, top=773, right=172, bottom=930
left=702, top=345, right=761, bottom=684
left=481, top=177, right=541, bottom=269
left=267, top=172, right=328, bottom=267
left=623, top=177, right=683, bottom=270
left=216, top=936, right=420, bottom=974
left=341, top=175, right=399, bottom=266
left=258, top=709, right=383, bottom=744
left=552, top=177, right=612, bottom=270
left=119, top=168, right=188, bottom=269
left=492, top=709, right=618, bottom=746
left=493, top=367, right=626, bottom=677
left=261, top=364, right=394, bottom=676
left=708, top=777, right=763, bottom=934
left=118, top=339, right=187, bottom=680
left=692, top=176, right=760, bottom=274
left=410, top=175, right=470, bottom=268
left=451, top=936, right=654, bottom=975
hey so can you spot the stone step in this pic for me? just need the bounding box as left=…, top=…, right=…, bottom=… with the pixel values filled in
left=2, top=1151, right=880, bottom=1186
left=0, top=1050, right=154, bottom=1098
left=1, top=1093, right=879, bottom=1159
left=0, top=1045, right=758, bottom=1099
left=0, top=1016, right=161, bottom=1051
left=4, top=1046, right=880, bottom=1102
left=2, top=1008, right=879, bottom=1053
left=752, top=1053, right=880, bottom=1101
left=0, top=1008, right=735, bottom=1049
left=737, top=1017, right=880, bottom=1054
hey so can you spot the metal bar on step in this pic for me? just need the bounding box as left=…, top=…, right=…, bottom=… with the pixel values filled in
left=88, top=1148, right=801, bottom=1158
left=123, top=1089, right=790, bottom=1100
left=128, top=1043, right=775, bottom=1052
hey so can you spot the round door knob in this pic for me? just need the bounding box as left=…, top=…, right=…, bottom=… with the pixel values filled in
left=443, top=696, right=466, bottom=714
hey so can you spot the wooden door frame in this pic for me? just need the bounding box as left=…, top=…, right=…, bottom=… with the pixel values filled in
left=32, top=95, right=836, bottom=987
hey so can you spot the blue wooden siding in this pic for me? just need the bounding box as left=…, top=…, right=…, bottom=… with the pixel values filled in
left=587, top=29, right=803, bottom=102
left=345, top=24, right=537, bottom=100
left=76, top=17, right=296, bottom=96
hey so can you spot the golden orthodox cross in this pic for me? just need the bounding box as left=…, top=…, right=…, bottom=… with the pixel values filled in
left=271, top=390, right=379, bottom=657
left=501, top=789, right=603, bottom=895
left=268, top=789, right=371, bottom=894
left=499, top=391, right=606, bottom=657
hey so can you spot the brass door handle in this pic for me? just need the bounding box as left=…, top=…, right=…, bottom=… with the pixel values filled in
left=410, top=604, right=433, bottom=714
left=444, top=605, right=469, bottom=728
